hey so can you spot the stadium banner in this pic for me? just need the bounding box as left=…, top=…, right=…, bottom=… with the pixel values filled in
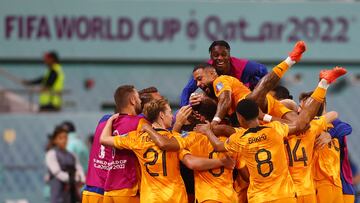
left=0, top=0, right=359, bottom=61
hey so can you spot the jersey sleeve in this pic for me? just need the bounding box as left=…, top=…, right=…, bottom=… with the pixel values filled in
left=213, top=76, right=232, bottom=98
left=178, top=149, right=191, bottom=161
left=313, top=116, right=328, bottom=136
left=113, top=132, right=137, bottom=150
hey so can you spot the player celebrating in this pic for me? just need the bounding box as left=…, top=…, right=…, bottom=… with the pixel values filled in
left=192, top=41, right=307, bottom=125
left=100, top=99, right=234, bottom=203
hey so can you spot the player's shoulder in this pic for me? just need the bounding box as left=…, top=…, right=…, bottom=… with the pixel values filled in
left=98, top=114, right=112, bottom=124
left=266, top=121, right=287, bottom=129
left=217, top=74, right=236, bottom=82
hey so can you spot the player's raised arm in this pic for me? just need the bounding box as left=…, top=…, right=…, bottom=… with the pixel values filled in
left=287, top=67, right=346, bottom=135
left=212, top=91, right=232, bottom=126
left=99, top=113, right=119, bottom=147
left=195, top=121, right=227, bottom=152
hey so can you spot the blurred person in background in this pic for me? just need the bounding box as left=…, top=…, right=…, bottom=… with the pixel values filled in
left=45, top=126, right=85, bottom=203
left=22, top=51, right=65, bottom=112
left=60, top=121, right=89, bottom=174
left=350, top=158, right=360, bottom=203
left=180, top=40, right=268, bottom=106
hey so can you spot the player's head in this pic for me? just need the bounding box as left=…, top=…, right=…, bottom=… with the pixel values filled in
left=51, top=125, right=68, bottom=150
left=193, top=63, right=218, bottom=95
left=209, top=40, right=231, bottom=75
left=299, top=91, right=326, bottom=116
left=236, top=99, right=259, bottom=126
left=139, top=86, right=162, bottom=110
left=143, top=99, right=173, bottom=129
left=280, top=99, right=298, bottom=112
left=269, top=85, right=293, bottom=100
left=114, top=85, right=142, bottom=115
left=43, top=51, right=59, bottom=67
left=192, top=97, right=217, bottom=122
left=60, top=121, right=76, bottom=133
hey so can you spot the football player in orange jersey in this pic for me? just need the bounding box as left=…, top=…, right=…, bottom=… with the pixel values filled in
left=100, top=98, right=234, bottom=203
left=193, top=41, right=307, bottom=126
left=298, top=92, right=344, bottom=203
left=281, top=98, right=338, bottom=203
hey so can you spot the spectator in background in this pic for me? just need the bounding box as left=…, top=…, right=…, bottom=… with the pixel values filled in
left=45, top=126, right=85, bottom=203
left=60, top=121, right=89, bottom=174
left=180, top=40, right=268, bottom=106
left=86, top=134, right=94, bottom=150
left=22, top=51, right=65, bottom=112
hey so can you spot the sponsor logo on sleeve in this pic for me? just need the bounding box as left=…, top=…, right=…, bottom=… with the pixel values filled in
left=216, top=82, right=224, bottom=92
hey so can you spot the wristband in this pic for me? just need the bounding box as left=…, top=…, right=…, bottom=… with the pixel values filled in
left=212, top=116, right=221, bottom=122
left=263, top=114, right=272, bottom=122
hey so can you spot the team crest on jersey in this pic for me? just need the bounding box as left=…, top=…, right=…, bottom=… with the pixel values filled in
left=181, top=131, right=189, bottom=138
left=216, top=82, right=224, bottom=92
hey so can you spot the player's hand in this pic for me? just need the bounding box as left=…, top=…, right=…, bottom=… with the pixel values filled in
left=176, top=105, right=192, bottom=125
left=189, top=93, right=204, bottom=106
left=221, top=155, right=235, bottom=170
left=140, top=123, right=152, bottom=133
left=210, top=120, right=220, bottom=127
left=194, top=121, right=212, bottom=135
left=315, top=131, right=332, bottom=149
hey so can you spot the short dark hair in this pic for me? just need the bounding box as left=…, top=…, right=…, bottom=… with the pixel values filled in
left=143, top=99, right=169, bottom=123
left=45, top=51, right=60, bottom=63
left=114, top=85, right=135, bottom=112
left=192, top=97, right=217, bottom=121
left=236, top=99, right=259, bottom=121
left=139, top=86, right=158, bottom=95
left=208, top=40, right=231, bottom=53
left=299, top=91, right=325, bottom=117
left=52, top=125, right=68, bottom=139
left=192, top=63, right=214, bottom=73
left=60, top=121, right=76, bottom=132
left=139, top=86, right=159, bottom=109
left=273, top=85, right=293, bottom=100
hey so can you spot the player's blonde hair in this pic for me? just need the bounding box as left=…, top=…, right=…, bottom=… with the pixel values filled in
left=143, top=99, right=169, bottom=123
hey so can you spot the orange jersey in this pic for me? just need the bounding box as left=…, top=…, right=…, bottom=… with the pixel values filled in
left=224, top=121, right=295, bottom=203
left=213, top=75, right=251, bottom=114
left=179, top=131, right=238, bottom=203
left=234, top=157, right=249, bottom=203
left=213, top=75, right=291, bottom=118
left=313, top=124, right=342, bottom=188
left=113, top=129, right=188, bottom=203
left=284, top=116, right=327, bottom=196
